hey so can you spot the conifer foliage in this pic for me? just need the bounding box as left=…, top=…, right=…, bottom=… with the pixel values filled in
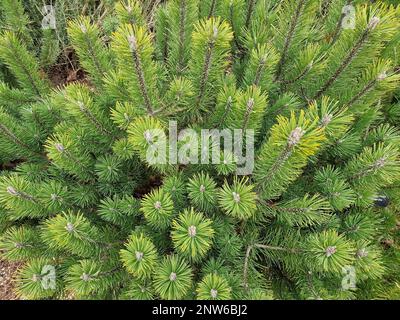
left=0, top=0, right=400, bottom=300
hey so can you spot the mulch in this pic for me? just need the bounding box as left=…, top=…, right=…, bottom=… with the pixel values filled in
left=0, top=258, right=22, bottom=300
left=47, top=48, right=88, bottom=89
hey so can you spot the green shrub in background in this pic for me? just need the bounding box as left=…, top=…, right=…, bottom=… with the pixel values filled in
left=0, top=0, right=399, bottom=300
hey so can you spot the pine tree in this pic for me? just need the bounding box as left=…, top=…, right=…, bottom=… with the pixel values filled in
left=0, top=0, right=400, bottom=301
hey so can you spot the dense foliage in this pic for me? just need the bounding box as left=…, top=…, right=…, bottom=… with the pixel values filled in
left=0, top=0, right=399, bottom=300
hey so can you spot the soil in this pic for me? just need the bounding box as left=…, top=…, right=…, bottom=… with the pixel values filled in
left=0, top=258, right=22, bottom=300
left=134, top=175, right=163, bottom=198
left=47, top=49, right=88, bottom=88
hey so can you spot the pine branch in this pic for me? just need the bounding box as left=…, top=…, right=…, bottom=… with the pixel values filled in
left=6, top=48, right=41, bottom=97
left=347, top=67, right=399, bottom=108
left=329, top=10, right=346, bottom=45
left=218, top=95, right=234, bottom=128
left=68, top=18, right=111, bottom=87
left=243, top=243, right=301, bottom=290
left=245, top=0, right=257, bottom=29
left=275, top=0, right=307, bottom=81
left=112, top=24, right=160, bottom=114
left=189, top=17, right=233, bottom=118
left=195, top=37, right=216, bottom=108
left=208, top=0, right=218, bottom=19
left=314, top=17, right=380, bottom=100
left=128, top=35, right=155, bottom=115
left=177, top=0, right=187, bottom=73
left=0, top=123, right=46, bottom=159
left=347, top=79, right=379, bottom=107
left=0, top=32, right=49, bottom=97
left=4, top=185, right=38, bottom=203
left=76, top=101, right=113, bottom=136
left=280, top=62, right=313, bottom=86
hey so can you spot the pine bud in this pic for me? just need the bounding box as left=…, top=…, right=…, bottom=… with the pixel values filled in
left=78, top=101, right=85, bottom=112
left=14, top=242, right=23, bottom=248
left=368, top=17, right=380, bottom=30
left=199, top=185, right=206, bottom=193
left=320, top=114, right=333, bottom=127
left=188, top=225, right=197, bottom=237
left=128, top=35, right=137, bottom=51
left=232, top=192, right=241, bottom=203
left=80, top=24, right=87, bottom=33
left=55, top=143, right=65, bottom=153
left=154, top=201, right=162, bottom=210
left=375, top=157, right=386, bottom=169
left=65, top=222, right=75, bottom=233
left=169, top=272, right=177, bottom=281
left=260, top=55, right=267, bottom=65
left=356, top=248, right=368, bottom=258
left=81, top=273, right=91, bottom=282
left=325, top=246, right=337, bottom=257
left=213, top=26, right=219, bottom=39
left=210, top=288, right=218, bottom=298
left=6, top=186, right=18, bottom=196
left=247, top=98, right=255, bottom=110
left=31, top=274, right=40, bottom=282
left=377, top=72, right=387, bottom=81
left=288, top=127, right=305, bottom=146
left=135, top=251, right=144, bottom=261
left=144, top=130, right=153, bottom=143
